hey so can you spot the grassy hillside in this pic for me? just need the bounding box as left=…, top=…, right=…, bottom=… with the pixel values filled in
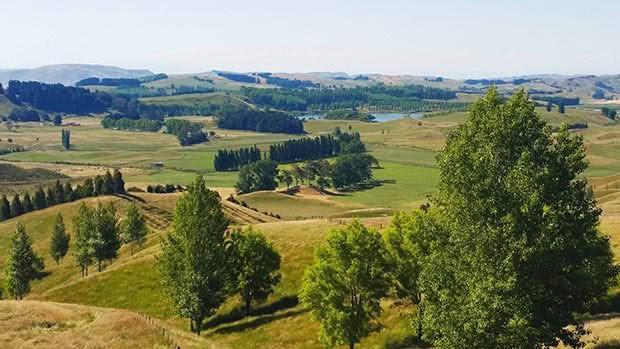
left=0, top=301, right=173, bottom=349
left=0, top=188, right=618, bottom=348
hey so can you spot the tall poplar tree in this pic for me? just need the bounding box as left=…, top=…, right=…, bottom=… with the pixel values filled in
left=157, top=175, right=232, bottom=335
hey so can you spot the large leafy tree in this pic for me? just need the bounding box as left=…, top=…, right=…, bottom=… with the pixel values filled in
left=235, top=160, right=279, bottom=194
left=50, top=213, right=71, bottom=265
left=421, top=88, right=619, bottom=348
left=120, top=203, right=148, bottom=255
left=157, top=175, right=233, bottom=335
left=3, top=223, right=45, bottom=299
left=300, top=221, right=391, bottom=349
left=230, top=226, right=281, bottom=316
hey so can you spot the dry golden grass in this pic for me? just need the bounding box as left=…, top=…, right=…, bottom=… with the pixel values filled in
left=0, top=300, right=170, bottom=349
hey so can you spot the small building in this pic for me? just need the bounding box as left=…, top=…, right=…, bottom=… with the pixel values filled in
left=151, top=162, right=164, bottom=168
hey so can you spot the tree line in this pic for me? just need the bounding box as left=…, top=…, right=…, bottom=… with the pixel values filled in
left=213, top=146, right=262, bottom=172
left=240, top=84, right=461, bottom=112
left=215, top=105, right=304, bottom=134
left=76, top=77, right=142, bottom=88
left=234, top=153, right=377, bottom=194
left=217, top=72, right=259, bottom=83
left=0, top=170, right=125, bottom=222
left=8, top=107, right=62, bottom=124
left=101, top=117, right=163, bottom=132
left=214, top=131, right=364, bottom=172
left=257, top=73, right=320, bottom=88
left=6, top=80, right=111, bottom=114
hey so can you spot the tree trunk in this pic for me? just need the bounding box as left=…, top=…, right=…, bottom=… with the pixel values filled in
left=195, top=318, right=201, bottom=335
left=349, top=342, right=355, bottom=349
left=417, top=302, right=424, bottom=339
left=245, top=299, right=252, bottom=317
left=98, top=260, right=102, bottom=272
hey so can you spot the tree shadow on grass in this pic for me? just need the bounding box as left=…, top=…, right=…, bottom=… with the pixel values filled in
left=212, top=308, right=308, bottom=335
left=592, top=340, right=620, bottom=349
left=114, top=193, right=146, bottom=203
left=203, top=295, right=299, bottom=330
left=338, top=179, right=397, bottom=193
left=383, top=335, right=431, bottom=349
left=588, top=292, right=620, bottom=318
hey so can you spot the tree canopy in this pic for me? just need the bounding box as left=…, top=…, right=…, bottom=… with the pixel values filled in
left=157, top=175, right=232, bottom=335
left=301, top=221, right=391, bottom=349
left=419, top=87, right=619, bottom=348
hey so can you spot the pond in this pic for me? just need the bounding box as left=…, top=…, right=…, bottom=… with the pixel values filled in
left=299, top=112, right=423, bottom=122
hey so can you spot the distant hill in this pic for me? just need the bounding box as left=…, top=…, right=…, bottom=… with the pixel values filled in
left=0, top=64, right=153, bottom=86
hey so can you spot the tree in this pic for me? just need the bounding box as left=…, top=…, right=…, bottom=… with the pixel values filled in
left=73, top=203, right=94, bottom=277
left=3, top=223, right=45, bottom=299
left=120, top=203, right=148, bottom=255
left=91, top=203, right=120, bottom=272
left=291, top=164, right=305, bottom=186
left=22, top=192, right=33, bottom=213
left=33, top=186, right=47, bottom=210
left=385, top=210, right=444, bottom=338
left=300, top=221, right=392, bottom=349
left=112, top=169, right=125, bottom=194
left=46, top=187, right=56, bottom=206
left=54, top=114, right=62, bottom=126
left=277, top=169, right=294, bottom=190
left=50, top=213, right=70, bottom=265
left=61, top=129, right=70, bottom=150
left=235, top=160, right=279, bottom=194
left=558, top=102, right=565, bottom=114
left=64, top=182, right=75, bottom=202
left=10, top=194, right=24, bottom=218
left=421, top=88, right=619, bottom=348
left=82, top=178, right=94, bottom=197
left=103, top=171, right=114, bottom=195
left=157, top=175, right=233, bottom=335
left=0, top=195, right=11, bottom=221
left=330, top=154, right=375, bottom=189
left=93, top=176, right=104, bottom=196
left=230, top=227, right=281, bottom=316
left=546, top=102, right=552, bottom=112
left=54, top=180, right=65, bottom=204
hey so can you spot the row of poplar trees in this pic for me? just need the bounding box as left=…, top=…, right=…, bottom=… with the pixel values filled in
left=0, top=170, right=125, bottom=222
left=1, top=202, right=148, bottom=300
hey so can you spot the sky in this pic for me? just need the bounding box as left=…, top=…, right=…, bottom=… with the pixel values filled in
left=1, top=0, right=619, bottom=78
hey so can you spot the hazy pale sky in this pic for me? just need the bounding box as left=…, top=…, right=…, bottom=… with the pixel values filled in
left=2, top=0, right=618, bottom=78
